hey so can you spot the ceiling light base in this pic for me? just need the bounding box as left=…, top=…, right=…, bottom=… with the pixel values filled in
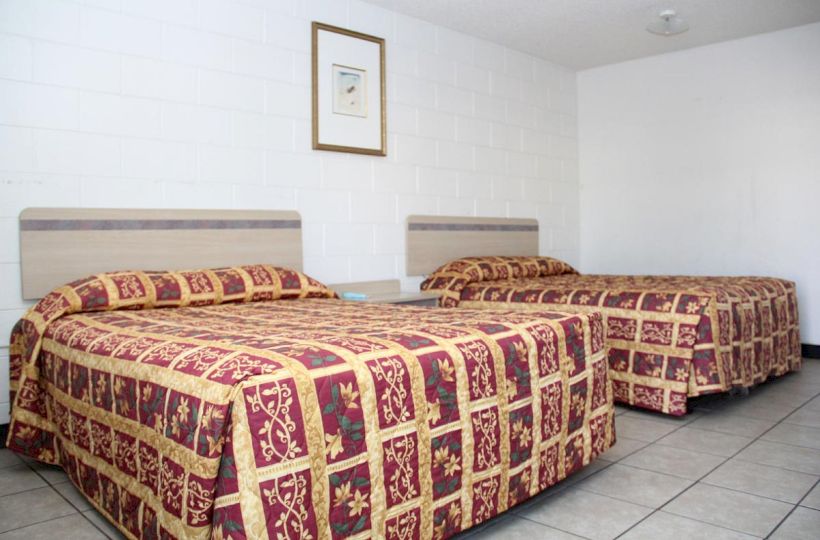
left=647, top=9, right=690, bottom=36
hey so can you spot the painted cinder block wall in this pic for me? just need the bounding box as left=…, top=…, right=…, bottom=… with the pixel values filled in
left=0, top=0, right=581, bottom=423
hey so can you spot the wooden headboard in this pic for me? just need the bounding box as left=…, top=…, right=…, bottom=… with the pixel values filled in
left=406, top=215, right=538, bottom=276
left=20, top=208, right=303, bottom=299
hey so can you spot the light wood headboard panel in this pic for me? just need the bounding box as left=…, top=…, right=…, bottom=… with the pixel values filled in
left=406, top=215, right=538, bottom=276
left=20, top=208, right=303, bottom=299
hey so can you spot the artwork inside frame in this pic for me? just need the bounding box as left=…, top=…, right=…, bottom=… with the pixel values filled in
left=332, top=64, right=367, bottom=118
left=312, top=21, right=386, bottom=156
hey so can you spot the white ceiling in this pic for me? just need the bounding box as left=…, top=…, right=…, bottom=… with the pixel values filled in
left=362, top=0, right=820, bottom=69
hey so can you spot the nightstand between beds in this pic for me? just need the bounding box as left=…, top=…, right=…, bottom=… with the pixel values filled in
left=329, top=279, right=440, bottom=306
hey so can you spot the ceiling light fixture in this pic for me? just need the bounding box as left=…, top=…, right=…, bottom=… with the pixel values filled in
left=646, top=9, right=689, bottom=36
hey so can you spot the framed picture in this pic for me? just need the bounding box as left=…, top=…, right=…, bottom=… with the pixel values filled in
left=312, top=22, right=386, bottom=156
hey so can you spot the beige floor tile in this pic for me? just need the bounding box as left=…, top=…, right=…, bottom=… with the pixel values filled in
left=665, top=483, right=793, bottom=537
left=0, top=463, right=48, bottom=497
left=560, top=458, right=612, bottom=487
left=82, top=509, right=125, bottom=539
left=656, top=427, right=752, bottom=457
left=518, top=487, right=652, bottom=540
left=622, top=409, right=701, bottom=427
left=748, top=382, right=820, bottom=409
left=735, top=440, right=820, bottom=476
left=576, top=463, right=692, bottom=508
left=509, top=481, right=571, bottom=515
left=762, top=423, right=820, bottom=451
left=800, top=358, right=820, bottom=369
left=598, top=436, right=648, bottom=462
left=620, top=510, right=758, bottom=540
left=511, top=459, right=612, bottom=514
left=770, top=381, right=820, bottom=396
left=800, top=482, right=820, bottom=510
left=621, top=444, right=726, bottom=480
left=24, top=462, right=69, bottom=486
left=784, top=408, right=820, bottom=429
left=702, top=459, right=818, bottom=503
left=0, top=513, right=106, bottom=539
left=465, top=515, right=584, bottom=539
left=802, top=395, right=820, bottom=412
left=749, top=393, right=813, bottom=411
left=615, top=415, right=679, bottom=443
left=719, top=398, right=796, bottom=422
left=769, top=506, right=820, bottom=540
left=54, top=481, right=93, bottom=511
left=0, top=450, right=22, bottom=470
left=688, top=412, right=776, bottom=438
left=552, top=458, right=613, bottom=491
left=0, top=486, right=76, bottom=533
left=802, top=369, right=820, bottom=384
left=765, top=374, right=818, bottom=390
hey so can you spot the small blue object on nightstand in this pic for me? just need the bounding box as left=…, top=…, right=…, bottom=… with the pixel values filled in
left=341, top=292, right=368, bottom=300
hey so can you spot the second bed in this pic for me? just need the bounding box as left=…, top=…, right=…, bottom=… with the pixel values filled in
left=409, top=216, right=802, bottom=416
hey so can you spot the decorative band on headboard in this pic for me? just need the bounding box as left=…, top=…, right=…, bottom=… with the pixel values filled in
left=406, top=215, right=539, bottom=276
left=407, top=222, right=538, bottom=232
left=20, top=219, right=301, bottom=231
left=19, top=208, right=304, bottom=299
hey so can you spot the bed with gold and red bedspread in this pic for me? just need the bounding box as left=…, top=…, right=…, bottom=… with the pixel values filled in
left=421, top=256, right=801, bottom=416
left=7, top=265, right=614, bottom=540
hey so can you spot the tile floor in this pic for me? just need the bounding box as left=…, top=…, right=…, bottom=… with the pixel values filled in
left=0, top=360, right=818, bottom=539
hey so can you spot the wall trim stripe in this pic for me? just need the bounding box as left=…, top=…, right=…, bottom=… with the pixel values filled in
left=407, top=223, right=538, bottom=232
left=20, top=219, right=301, bottom=231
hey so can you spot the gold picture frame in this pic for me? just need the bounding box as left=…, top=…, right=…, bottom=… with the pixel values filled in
left=312, top=21, right=386, bottom=156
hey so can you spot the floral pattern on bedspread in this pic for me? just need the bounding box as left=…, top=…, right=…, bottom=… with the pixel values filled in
left=7, top=265, right=614, bottom=539
left=421, top=257, right=801, bottom=415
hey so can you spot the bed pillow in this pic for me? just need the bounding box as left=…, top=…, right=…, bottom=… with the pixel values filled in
left=420, top=256, right=577, bottom=307
left=8, top=265, right=335, bottom=411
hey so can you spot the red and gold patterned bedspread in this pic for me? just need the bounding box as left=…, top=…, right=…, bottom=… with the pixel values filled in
left=421, top=256, right=801, bottom=415
left=7, top=265, right=614, bottom=539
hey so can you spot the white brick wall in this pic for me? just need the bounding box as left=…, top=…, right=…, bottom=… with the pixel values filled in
left=0, top=0, right=580, bottom=423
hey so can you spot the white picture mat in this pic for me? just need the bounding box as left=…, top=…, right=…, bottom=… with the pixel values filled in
left=316, top=29, right=382, bottom=150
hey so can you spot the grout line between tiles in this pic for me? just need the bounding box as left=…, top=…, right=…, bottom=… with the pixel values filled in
left=730, top=455, right=820, bottom=477
left=764, top=476, right=820, bottom=539
left=697, top=478, right=810, bottom=506
left=0, top=482, right=55, bottom=501
left=515, top=513, right=595, bottom=539
left=575, top=459, right=698, bottom=495
left=677, top=422, right=774, bottom=439
left=757, top=437, right=820, bottom=453
left=782, top=419, right=820, bottom=429
left=509, top=411, right=699, bottom=535
left=9, top=456, right=117, bottom=537
left=502, top=461, right=626, bottom=538
left=653, top=509, right=766, bottom=538
left=0, top=495, right=78, bottom=536
left=514, top=408, right=716, bottom=534
left=613, top=386, right=820, bottom=539
left=29, top=467, right=116, bottom=538
left=78, top=509, right=116, bottom=539
left=0, top=511, right=88, bottom=537
left=714, top=455, right=820, bottom=479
